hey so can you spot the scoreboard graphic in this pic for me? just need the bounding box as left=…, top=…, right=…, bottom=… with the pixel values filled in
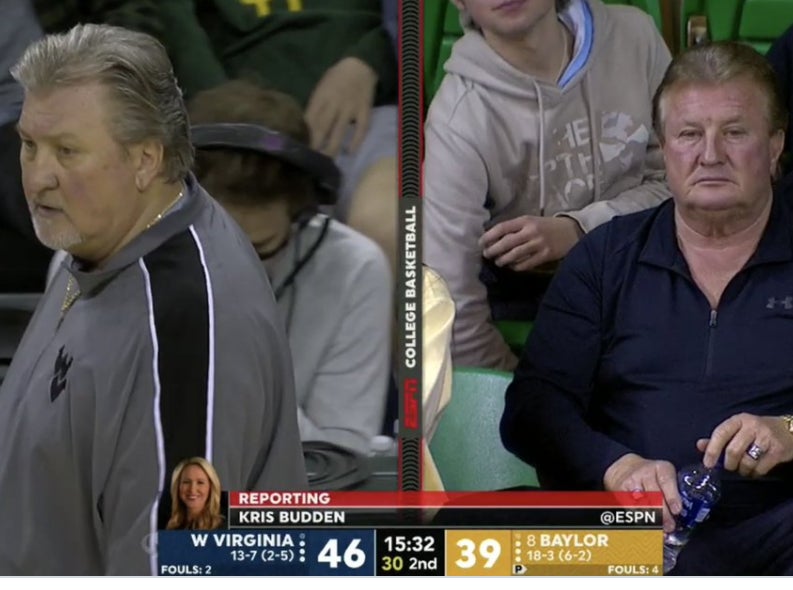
left=157, top=491, right=664, bottom=576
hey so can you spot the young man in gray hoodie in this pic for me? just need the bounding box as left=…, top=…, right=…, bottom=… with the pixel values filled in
left=423, top=0, right=672, bottom=370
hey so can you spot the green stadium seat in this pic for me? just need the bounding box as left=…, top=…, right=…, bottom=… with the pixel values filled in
left=495, top=320, right=534, bottom=356
left=423, top=0, right=445, bottom=104
left=738, top=0, right=793, bottom=54
left=429, top=367, right=539, bottom=491
left=681, top=0, right=793, bottom=53
left=706, top=0, right=744, bottom=41
left=601, top=0, right=663, bottom=32
left=680, top=0, right=742, bottom=49
left=443, top=1, right=464, bottom=34
left=424, top=2, right=464, bottom=102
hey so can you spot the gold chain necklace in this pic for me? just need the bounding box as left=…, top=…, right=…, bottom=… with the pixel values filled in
left=145, top=187, right=184, bottom=230
left=61, top=275, right=81, bottom=315
left=60, top=187, right=185, bottom=317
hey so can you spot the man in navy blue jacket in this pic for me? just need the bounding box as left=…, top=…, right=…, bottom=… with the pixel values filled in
left=501, top=41, right=793, bottom=575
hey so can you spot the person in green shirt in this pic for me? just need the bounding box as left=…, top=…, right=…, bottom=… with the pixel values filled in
left=160, top=0, right=399, bottom=274
left=32, top=0, right=162, bottom=38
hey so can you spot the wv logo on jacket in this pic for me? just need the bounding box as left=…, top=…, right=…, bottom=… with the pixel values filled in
left=50, top=345, right=73, bottom=402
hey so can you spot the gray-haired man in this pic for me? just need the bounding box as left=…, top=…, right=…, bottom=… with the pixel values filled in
left=0, top=24, right=307, bottom=575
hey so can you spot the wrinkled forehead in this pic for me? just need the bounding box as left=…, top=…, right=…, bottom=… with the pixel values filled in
left=659, top=77, right=773, bottom=128
left=18, top=81, right=116, bottom=138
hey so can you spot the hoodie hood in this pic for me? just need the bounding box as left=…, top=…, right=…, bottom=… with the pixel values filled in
left=445, top=0, right=601, bottom=98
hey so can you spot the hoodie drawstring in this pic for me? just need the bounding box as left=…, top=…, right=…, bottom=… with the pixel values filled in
left=533, top=78, right=546, bottom=217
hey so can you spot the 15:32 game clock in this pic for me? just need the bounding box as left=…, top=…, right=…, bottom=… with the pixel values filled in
left=376, top=529, right=445, bottom=576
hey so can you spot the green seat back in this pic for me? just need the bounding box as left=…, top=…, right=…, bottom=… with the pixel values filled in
left=423, top=0, right=445, bottom=105
left=680, top=0, right=742, bottom=49
left=679, top=0, right=704, bottom=50
left=495, top=320, right=534, bottom=356
left=429, top=367, right=539, bottom=491
left=680, top=0, right=793, bottom=52
left=706, top=0, right=744, bottom=41
left=601, top=0, right=664, bottom=32
left=427, top=2, right=465, bottom=102
left=443, top=1, right=464, bottom=34
left=738, top=0, right=793, bottom=54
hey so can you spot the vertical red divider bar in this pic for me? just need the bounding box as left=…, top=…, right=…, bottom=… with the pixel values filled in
left=396, top=0, right=425, bottom=493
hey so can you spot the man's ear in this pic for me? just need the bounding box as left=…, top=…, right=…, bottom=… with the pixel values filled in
left=769, top=129, right=785, bottom=178
left=129, top=139, right=165, bottom=192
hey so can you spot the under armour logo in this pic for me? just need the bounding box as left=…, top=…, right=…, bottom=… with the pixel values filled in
left=50, top=345, right=73, bottom=402
left=766, top=296, right=793, bottom=310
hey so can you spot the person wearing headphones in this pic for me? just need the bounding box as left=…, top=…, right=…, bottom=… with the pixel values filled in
left=188, top=80, right=393, bottom=457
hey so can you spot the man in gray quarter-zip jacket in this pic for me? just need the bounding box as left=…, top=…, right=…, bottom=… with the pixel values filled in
left=0, top=24, right=307, bottom=575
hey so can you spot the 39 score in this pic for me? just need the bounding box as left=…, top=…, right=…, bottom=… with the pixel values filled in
left=455, top=538, right=501, bottom=569
left=446, top=530, right=512, bottom=576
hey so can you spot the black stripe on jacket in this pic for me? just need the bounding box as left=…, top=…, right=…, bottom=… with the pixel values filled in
left=143, top=229, right=212, bottom=528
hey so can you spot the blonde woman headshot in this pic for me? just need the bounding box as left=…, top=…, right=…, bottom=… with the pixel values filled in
left=166, top=457, right=225, bottom=531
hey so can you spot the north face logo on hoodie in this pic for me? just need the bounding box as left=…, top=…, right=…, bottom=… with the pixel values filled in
left=50, top=345, right=73, bottom=402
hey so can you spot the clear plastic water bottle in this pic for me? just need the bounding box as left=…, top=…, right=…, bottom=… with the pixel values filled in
left=663, top=462, right=721, bottom=574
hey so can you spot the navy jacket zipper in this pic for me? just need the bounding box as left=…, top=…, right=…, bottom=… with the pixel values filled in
left=704, top=309, right=718, bottom=377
